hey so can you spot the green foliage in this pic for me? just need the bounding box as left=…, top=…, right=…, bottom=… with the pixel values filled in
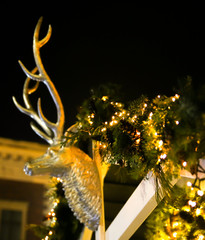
left=29, top=179, right=83, bottom=240
left=145, top=185, right=205, bottom=240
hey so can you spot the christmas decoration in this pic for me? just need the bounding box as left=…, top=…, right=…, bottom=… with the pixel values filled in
left=13, top=17, right=205, bottom=240
left=12, top=17, right=102, bottom=231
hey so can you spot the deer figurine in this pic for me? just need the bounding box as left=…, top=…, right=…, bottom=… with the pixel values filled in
left=12, top=17, right=103, bottom=232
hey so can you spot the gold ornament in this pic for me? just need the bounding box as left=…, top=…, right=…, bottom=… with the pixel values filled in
left=12, top=17, right=101, bottom=231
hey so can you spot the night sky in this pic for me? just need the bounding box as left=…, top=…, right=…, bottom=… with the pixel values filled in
left=1, top=6, right=205, bottom=144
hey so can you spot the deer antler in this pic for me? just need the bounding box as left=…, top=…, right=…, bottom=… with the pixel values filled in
left=12, top=17, right=65, bottom=145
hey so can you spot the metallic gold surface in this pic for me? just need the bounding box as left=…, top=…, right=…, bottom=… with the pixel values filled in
left=13, top=17, right=102, bottom=230
left=24, top=145, right=101, bottom=230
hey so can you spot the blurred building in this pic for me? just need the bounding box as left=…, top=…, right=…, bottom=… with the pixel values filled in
left=0, top=138, right=49, bottom=240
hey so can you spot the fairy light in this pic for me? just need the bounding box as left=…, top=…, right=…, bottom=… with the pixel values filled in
left=175, top=120, right=179, bottom=125
left=172, top=97, right=176, bottom=102
left=157, top=95, right=161, bottom=98
left=172, top=222, right=179, bottom=228
left=196, top=208, right=201, bottom=216
left=160, top=153, right=167, bottom=159
left=157, top=140, right=163, bottom=148
left=188, top=200, right=196, bottom=207
left=182, top=161, right=187, bottom=167
left=102, top=96, right=108, bottom=101
left=101, top=127, right=107, bottom=132
left=49, top=231, right=53, bottom=235
left=198, top=234, right=205, bottom=240
left=187, top=181, right=192, bottom=187
left=45, top=236, right=49, bottom=240
left=173, top=232, right=177, bottom=238
left=149, top=112, right=153, bottom=120
left=90, top=113, right=95, bottom=118
left=197, top=190, right=204, bottom=196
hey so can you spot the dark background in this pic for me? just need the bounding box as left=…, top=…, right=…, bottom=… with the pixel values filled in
left=1, top=5, right=205, bottom=143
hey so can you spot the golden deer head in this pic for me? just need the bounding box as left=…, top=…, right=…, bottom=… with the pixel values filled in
left=12, top=17, right=101, bottom=231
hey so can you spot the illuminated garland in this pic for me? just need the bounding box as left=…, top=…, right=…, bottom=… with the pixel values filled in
left=146, top=185, right=205, bottom=239
left=29, top=177, right=83, bottom=240
left=30, top=79, right=205, bottom=239
left=65, top=79, right=205, bottom=198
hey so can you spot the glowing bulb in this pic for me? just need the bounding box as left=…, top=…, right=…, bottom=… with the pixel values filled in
left=49, top=231, right=53, bottom=235
left=173, top=232, right=177, bottom=238
left=187, top=181, right=192, bottom=187
left=45, top=236, right=49, bottom=240
left=101, top=127, right=107, bottom=132
left=172, top=222, right=179, bottom=228
left=182, top=161, right=187, bottom=167
left=157, top=95, right=161, bottom=98
left=196, top=208, right=201, bottom=216
left=188, top=200, right=196, bottom=207
left=160, top=154, right=167, bottom=159
left=172, top=97, right=176, bottom=102
left=102, top=96, right=108, bottom=101
left=91, top=113, right=95, bottom=118
left=158, top=140, right=163, bottom=147
left=198, top=234, right=205, bottom=240
left=175, top=94, right=180, bottom=99
left=175, top=120, right=179, bottom=125
left=197, top=190, right=204, bottom=196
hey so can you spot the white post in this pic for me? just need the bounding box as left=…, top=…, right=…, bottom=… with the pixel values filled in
left=105, top=172, right=178, bottom=240
left=105, top=159, right=205, bottom=240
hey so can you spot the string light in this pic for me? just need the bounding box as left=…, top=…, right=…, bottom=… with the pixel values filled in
left=102, top=96, right=108, bottom=101
left=187, top=181, right=192, bottom=187
left=198, top=234, right=205, bottom=240
left=188, top=200, right=196, bottom=207
left=197, top=190, right=204, bottom=196
left=173, top=232, right=177, bottom=238
left=182, top=161, right=187, bottom=167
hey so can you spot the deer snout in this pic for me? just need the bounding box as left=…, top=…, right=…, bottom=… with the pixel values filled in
left=24, top=162, right=33, bottom=176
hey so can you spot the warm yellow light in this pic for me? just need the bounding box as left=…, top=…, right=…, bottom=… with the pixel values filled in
left=182, top=161, right=187, bottom=167
left=175, top=94, right=180, bottom=99
left=49, top=231, right=53, bottom=235
left=157, top=95, right=161, bottom=98
left=149, top=112, right=153, bottom=119
left=90, top=113, right=95, bottom=118
left=45, top=236, right=49, bottom=240
left=198, top=235, right=205, bottom=240
left=173, top=232, right=177, bottom=238
left=102, top=96, right=108, bottom=101
left=172, top=222, right=179, bottom=228
left=160, top=154, right=167, bottom=159
left=197, top=190, right=204, bottom=196
left=175, top=120, right=179, bottom=125
left=188, top=200, right=196, bottom=207
left=101, top=127, right=107, bottom=132
left=158, top=140, right=163, bottom=148
left=172, top=97, right=176, bottom=102
left=196, top=208, right=201, bottom=216
left=187, top=181, right=192, bottom=187
left=183, top=205, right=190, bottom=212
